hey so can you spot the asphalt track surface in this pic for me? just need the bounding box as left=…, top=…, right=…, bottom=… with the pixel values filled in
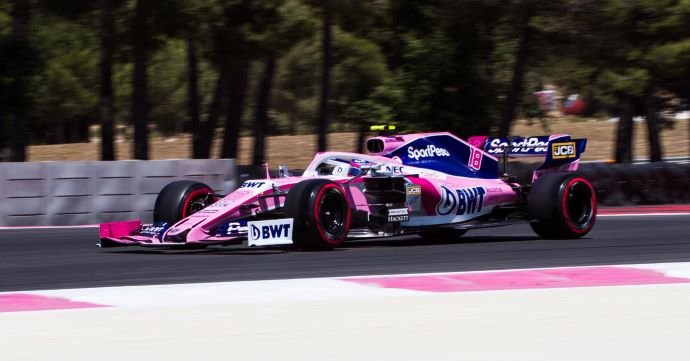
left=1, top=215, right=689, bottom=292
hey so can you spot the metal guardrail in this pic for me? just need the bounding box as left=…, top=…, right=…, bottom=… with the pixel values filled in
left=580, top=162, right=690, bottom=206
left=0, top=159, right=236, bottom=226
left=1, top=159, right=685, bottom=226
left=509, top=161, right=690, bottom=206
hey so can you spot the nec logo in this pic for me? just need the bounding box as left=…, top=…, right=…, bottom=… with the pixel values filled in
left=383, top=165, right=405, bottom=174
left=551, top=142, right=576, bottom=159
left=247, top=219, right=294, bottom=246
left=241, top=181, right=265, bottom=188
left=407, top=145, right=451, bottom=161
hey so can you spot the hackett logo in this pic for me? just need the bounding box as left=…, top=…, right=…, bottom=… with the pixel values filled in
left=407, top=145, right=451, bottom=160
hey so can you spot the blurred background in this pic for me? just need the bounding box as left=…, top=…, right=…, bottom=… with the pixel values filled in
left=0, top=0, right=688, bottom=167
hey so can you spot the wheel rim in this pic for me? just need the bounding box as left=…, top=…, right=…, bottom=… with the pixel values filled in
left=317, top=188, right=347, bottom=237
left=564, top=181, right=594, bottom=230
left=182, top=188, right=214, bottom=218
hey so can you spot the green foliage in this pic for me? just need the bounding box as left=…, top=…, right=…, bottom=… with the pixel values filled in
left=28, top=14, right=99, bottom=134
left=386, top=1, right=501, bottom=137
left=0, top=0, right=689, bottom=152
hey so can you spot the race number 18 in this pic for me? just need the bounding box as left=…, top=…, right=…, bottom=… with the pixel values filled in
left=469, top=148, right=482, bottom=170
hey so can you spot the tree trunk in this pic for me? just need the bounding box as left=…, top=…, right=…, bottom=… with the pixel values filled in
left=615, top=95, right=634, bottom=163
left=187, top=37, right=202, bottom=159
left=9, top=0, right=30, bottom=162
left=498, top=4, right=534, bottom=137
left=356, top=122, right=366, bottom=154
left=221, top=61, right=249, bottom=159
left=316, top=0, right=332, bottom=152
left=644, top=89, right=662, bottom=162
left=197, top=68, right=228, bottom=159
left=131, top=0, right=149, bottom=160
left=100, top=0, right=115, bottom=161
left=252, top=58, right=276, bottom=166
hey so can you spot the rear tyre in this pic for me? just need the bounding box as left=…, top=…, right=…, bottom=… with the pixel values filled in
left=528, top=173, right=597, bottom=239
left=153, top=180, right=216, bottom=224
left=284, top=179, right=351, bottom=250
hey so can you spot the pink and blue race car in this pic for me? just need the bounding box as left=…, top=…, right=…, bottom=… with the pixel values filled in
left=99, top=127, right=596, bottom=250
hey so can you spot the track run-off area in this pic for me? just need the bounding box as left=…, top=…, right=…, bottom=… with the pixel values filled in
left=1, top=208, right=690, bottom=360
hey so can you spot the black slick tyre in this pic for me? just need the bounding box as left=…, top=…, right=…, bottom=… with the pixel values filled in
left=284, top=179, right=351, bottom=250
left=153, top=180, right=215, bottom=224
left=528, top=173, right=597, bottom=239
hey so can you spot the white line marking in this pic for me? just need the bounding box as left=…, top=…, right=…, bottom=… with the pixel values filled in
left=4, top=261, right=690, bottom=310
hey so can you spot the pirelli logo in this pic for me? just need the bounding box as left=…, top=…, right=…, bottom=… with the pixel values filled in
left=551, top=142, right=577, bottom=159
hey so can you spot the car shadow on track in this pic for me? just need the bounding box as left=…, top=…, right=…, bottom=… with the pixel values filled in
left=344, top=235, right=542, bottom=248
left=102, top=248, right=290, bottom=256
left=101, top=235, right=543, bottom=256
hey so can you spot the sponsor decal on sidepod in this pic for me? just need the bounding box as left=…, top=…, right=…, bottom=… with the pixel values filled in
left=406, top=185, right=421, bottom=195
left=436, top=185, right=486, bottom=216
left=407, top=145, right=451, bottom=160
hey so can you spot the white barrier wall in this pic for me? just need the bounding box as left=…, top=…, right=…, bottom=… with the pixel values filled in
left=0, top=159, right=236, bottom=226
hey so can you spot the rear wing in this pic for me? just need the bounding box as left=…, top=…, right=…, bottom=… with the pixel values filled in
left=468, top=135, right=587, bottom=159
left=468, top=135, right=587, bottom=180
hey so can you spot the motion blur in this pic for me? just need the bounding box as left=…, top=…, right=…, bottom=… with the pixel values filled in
left=0, top=0, right=687, bottom=165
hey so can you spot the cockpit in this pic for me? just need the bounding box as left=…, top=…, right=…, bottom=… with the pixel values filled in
left=303, top=153, right=395, bottom=178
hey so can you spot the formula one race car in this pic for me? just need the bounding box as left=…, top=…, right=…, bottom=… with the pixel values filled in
left=99, top=126, right=596, bottom=250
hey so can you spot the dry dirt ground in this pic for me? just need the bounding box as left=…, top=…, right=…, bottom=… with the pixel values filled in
left=28, top=118, right=689, bottom=168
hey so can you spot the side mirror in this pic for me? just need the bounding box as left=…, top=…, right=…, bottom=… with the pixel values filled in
left=278, top=164, right=290, bottom=178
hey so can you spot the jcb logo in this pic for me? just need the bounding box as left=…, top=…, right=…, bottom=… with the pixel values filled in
left=551, top=142, right=576, bottom=159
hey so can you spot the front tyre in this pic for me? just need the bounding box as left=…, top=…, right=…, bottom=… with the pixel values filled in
left=153, top=180, right=216, bottom=224
left=284, top=179, right=351, bottom=250
left=528, top=173, right=597, bottom=239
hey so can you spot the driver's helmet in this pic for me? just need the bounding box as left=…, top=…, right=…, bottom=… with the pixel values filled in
left=348, top=167, right=361, bottom=177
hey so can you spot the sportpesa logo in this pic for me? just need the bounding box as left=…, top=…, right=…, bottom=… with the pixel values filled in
left=407, top=145, right=451, bottom=160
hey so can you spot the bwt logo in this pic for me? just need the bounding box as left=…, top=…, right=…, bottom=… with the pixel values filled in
left=436, top=186, right=457, bottom=216
left=551, top=142, right=576, bottom=159
left=436, top=186, right=486, bottom=216
left=241, top=181, right=265, bottom=188
left=407, top=145, right=451, bottom=160
left=251, top=223, right=291, bottom=239
left=247, top=218, right=294, bottom=246
left=456, top=187, right=486, bottom=215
